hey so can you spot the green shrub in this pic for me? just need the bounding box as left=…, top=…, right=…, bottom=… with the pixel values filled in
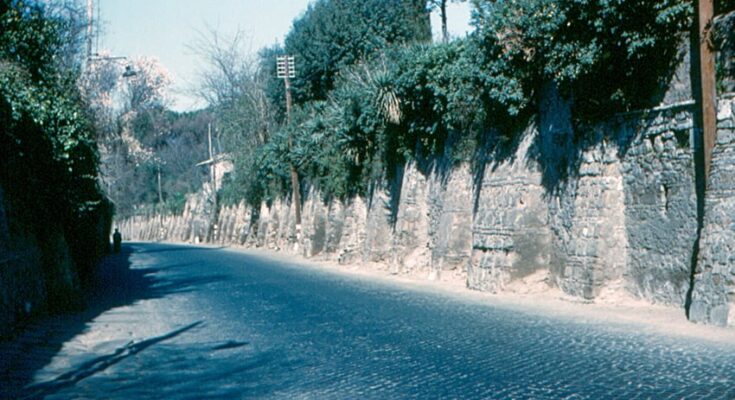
left=472, top=0, right=692, bottom=118
left=221, top=0, right=696, bottom=208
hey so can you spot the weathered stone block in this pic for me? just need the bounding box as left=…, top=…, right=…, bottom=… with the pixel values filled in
left=690, top=98, right=735, bottom=327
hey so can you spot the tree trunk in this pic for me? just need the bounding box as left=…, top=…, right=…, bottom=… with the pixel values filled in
left=290, top=164, right=302, bottom=225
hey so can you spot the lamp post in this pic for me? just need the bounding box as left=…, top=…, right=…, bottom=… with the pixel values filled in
left=87, top=0, right=94, bottom=59
left=277, top=55, right=302, bottom=246
left=86, top=0, right=136, bottom=77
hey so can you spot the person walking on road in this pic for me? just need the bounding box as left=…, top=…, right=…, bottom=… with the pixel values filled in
left=113, top=228, right=122, bottom=253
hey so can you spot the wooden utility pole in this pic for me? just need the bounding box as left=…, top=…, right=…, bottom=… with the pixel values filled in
left=284, top=68, right=293, bottom=119
left=195, top=123, right=220, bottom=240
left=208, top=123, right=217, bottom=213
left=286, top=78, right=302, bottom=226
left=157, top=164, right=163, bottom=205
left=697, top=0, right=717, bottom=184
left=277, top=55, right=302, bottom=228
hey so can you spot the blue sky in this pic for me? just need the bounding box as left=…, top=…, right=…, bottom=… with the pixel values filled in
left=98, top=0, right=473, bottom=112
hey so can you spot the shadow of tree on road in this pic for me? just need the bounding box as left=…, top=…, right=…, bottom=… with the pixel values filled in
left=0, top=245, right=223, bottom=399
left=21, top=321, right=203, bottom=400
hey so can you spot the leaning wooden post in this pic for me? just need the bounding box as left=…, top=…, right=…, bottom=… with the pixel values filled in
left=698, top=0, right=717, bottom=185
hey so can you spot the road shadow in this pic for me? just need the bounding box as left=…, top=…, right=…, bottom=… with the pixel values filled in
left=0, top=245, right=221, bottom=399
left=20, top=321, right=203, bottom=400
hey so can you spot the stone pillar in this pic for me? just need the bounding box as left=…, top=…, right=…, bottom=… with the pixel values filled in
left=690, top=98, right=735, bottom=326
left=468, top=130, right=552, bottom=292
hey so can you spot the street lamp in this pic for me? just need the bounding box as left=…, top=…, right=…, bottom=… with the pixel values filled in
left=122, top=64, right=137, bottom=78
left=86, top=0, right=136, bottom=78
left=87, top=54, right=137, bottom=78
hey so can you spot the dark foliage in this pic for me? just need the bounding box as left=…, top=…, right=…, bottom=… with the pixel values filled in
left=282, top=0, right=431, bottom=105
left=0, top=0, right=110, bottom=289
left=214, top=0, right=696, bottom=208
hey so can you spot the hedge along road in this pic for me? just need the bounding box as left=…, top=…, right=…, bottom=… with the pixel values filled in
left=2, top=243, right=734, bottom=399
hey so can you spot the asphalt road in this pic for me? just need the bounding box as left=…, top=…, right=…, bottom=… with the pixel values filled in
left=2, top=243, right=734, bottom=399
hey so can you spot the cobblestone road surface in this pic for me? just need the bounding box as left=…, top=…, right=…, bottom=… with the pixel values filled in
left=1, top=243, right=734, bottom=399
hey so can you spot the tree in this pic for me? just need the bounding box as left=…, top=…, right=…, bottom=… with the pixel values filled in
left=1, top=0, right=111, bottom=289
left=283, top=0, right=431, bottom=104
left=428, top=0, right=466, bottom=43
left=78, top=52, right=121, bottom=139
left=191, top=29, right=278, bottom=209
left=471, top=0, right=692, bottom=119
left=717, top=0, right=735, bottom=13
left=122, top=56, right=173, bottom=112
left=191, top=28, right=274, bottom=150
left=46, top=0, right=90, bottom=72
left=79, top=51, right=175, bottom=216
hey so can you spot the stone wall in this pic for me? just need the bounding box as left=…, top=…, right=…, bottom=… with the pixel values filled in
left=468, top=129, right=552, bottom=293
left=116, top=93, right=720, bottom=321
left=120, top=101, right=702, bottom=301
left=620, top=106, right=699, bottom=305
left=118, top=161, right=473, bottom=280
left=117, top=46, right=735, bottom=326
left=715, top=11, right=735, bottom=93
left=690, top=96, right=735, bottom=326
left=462, top=80, right=699, bottom=306
left=0, top=182, right=107, bottom=339
left=0, top=185, right=45, bottom=339
left=390, top=165, right=430, bottom=274
left=118, top=182, right=222, bottom=244
left=427, top=162, right=473, bottom=279
left=552, top=137, right=629, bottom=301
